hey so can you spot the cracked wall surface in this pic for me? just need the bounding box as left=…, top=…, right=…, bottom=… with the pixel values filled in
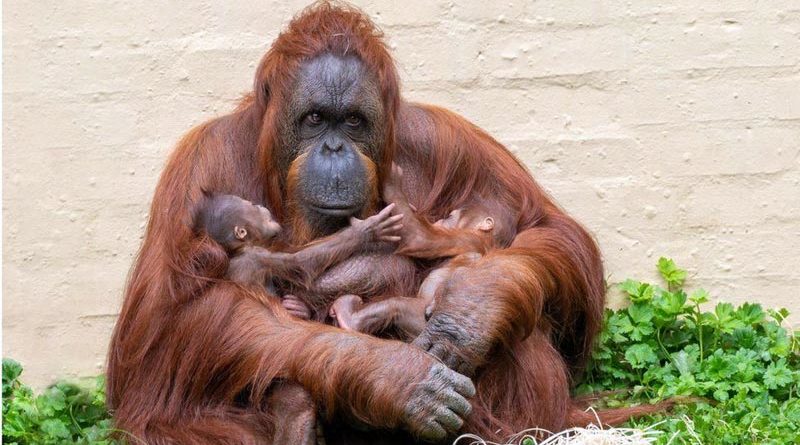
left=3, top=1, right=799, bottom=387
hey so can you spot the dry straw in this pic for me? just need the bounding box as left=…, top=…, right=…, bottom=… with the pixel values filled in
left=451, top=409, right=698, bottom=445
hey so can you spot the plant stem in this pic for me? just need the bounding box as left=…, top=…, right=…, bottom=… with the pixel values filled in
left=695, top=303, right=704, bottom=364
left=657, top=328, right=675, bottom=367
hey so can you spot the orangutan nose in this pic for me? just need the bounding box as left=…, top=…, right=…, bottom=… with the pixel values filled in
left=323, top=139, right=343, bottom=153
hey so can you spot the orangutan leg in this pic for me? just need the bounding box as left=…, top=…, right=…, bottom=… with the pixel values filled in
left=330, top=294, right=427, bottom=338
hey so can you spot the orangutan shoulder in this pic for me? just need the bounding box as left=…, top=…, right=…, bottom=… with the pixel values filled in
left=396, top=102, right=436, bottom=157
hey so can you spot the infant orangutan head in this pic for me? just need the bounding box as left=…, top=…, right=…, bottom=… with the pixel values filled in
left=433, top=200, right=517, bottom=248
left=434, top=208, right=495, bottom=233
left=194, top=193, right=282, bottom=252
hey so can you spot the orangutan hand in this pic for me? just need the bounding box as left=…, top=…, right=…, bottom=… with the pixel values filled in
left=349, top=203, right=404, bottom=244
left=402, top=362, right=475, bottom=442
left=412, top=263, right=514, bottom=377
left=413, top=314, right=494, bottom=378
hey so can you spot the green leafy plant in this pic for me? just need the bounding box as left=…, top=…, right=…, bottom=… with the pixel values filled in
left=578, top=257, right=800, bottom=444
left=2, top=359, right=116, bottom=444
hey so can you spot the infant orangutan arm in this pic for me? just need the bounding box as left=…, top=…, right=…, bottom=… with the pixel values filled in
left=383, top=164, right=491, bottom=259
left=246, top=204, right=403, bottom=285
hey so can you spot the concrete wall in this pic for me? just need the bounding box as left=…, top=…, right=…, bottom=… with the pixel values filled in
left=3, top=1, right=799, bottom=388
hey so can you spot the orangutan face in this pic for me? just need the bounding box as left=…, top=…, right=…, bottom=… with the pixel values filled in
left=280, top=53, right=385, bottom=231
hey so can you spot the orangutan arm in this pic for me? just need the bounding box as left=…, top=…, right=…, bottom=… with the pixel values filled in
left=397, top=226, right=491, bottom=259
left=398, top=104, right=604, bottom=378
left=243, top=204, right=403, bottom=285
left=173, top=285, right=474, bottom=441
left=413, top=209, right=604, bottom=380
left=383, top=164, right=492, bottom=259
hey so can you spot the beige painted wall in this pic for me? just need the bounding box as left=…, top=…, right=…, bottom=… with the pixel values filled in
left=3, top=1, right=799, bottom=388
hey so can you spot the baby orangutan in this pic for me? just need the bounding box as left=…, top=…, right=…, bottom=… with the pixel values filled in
left=329, top=164, right=516, bottom=339
left=193, top=193, right=403, bottom=292
left=330, top=206, right=498, bottom=337
left=192, top=193, right=404, bottom=443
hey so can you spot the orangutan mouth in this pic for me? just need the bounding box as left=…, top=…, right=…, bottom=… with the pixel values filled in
left=308, top=203, right=361, bottom=217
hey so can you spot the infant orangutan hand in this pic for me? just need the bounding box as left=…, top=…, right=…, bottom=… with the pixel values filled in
left=349, top=203, right=403, bottom=243
left=281, top=294, right=311, bottom=320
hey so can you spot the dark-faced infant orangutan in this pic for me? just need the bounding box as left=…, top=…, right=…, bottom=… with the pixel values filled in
left=192, top=192, right=403, bottom=291
left=328, top=164, right=516, bottom=339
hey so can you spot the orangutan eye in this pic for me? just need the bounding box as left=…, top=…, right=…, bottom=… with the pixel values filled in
left=305, top=112, right=323, bottom=125
left=344, top=114, right=362, bottom=128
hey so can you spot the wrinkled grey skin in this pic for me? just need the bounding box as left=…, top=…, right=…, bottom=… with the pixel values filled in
left=415, top=311, right=491, bottom=378
left=279, top=54, right=385, bottom=233
left=416, top=263, right=514, bottom=379
left=403, top=363, right=475, bottom=442
left=275, top=53, right=475, bottom=442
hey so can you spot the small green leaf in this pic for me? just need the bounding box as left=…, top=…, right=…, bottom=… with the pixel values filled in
left=690, top=289, right=710, bottom=305
left=715, top=302, right=745, bottom=333
left=625, top=344, right=659, bottom=369
left=736, top=303, right=766, bottom=325
left=764, top=359, right=794, bottom=390
left=2, top=358, right=23, bottom=399
left=607, top=312, right=635, bottom=343
left=769, top=327, right=791, bottom=356
left=768, top=308, right=791, bottom=323
left=672, top=350, right=696, bottom=376
left=657, top=257, right=687, bottom=288
left=704, top=351, right=735, bottom=379
left=628, top=303, right=654, bottom=324
left=36, top=387, right=67, bottom=417
left=654, top=289, right=688, bottom=322
left=713, top=388, right=730, bottom=402
left=620, top=280, right=656, bottom=303
left=619, top=279, right=642, bottom=297
left=40, top=418, right=71, bottom=440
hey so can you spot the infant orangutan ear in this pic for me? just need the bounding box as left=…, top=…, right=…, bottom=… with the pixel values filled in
left=234, top=226, right=248, bottom=240
left=477, top=217, right=494, bottom=232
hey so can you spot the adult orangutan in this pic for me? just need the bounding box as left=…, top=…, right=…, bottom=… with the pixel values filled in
left=107, top=2, right=612, bottom=443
